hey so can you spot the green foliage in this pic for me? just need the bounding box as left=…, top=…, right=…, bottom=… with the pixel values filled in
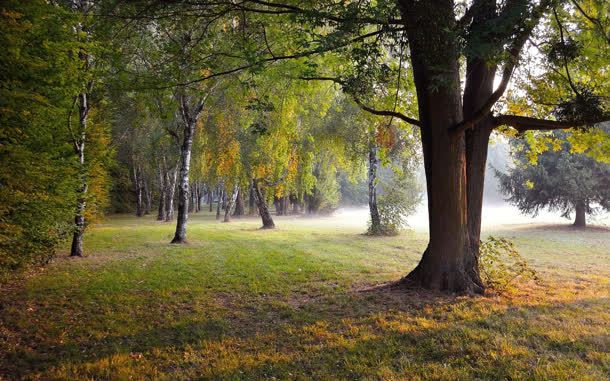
left=0, top=1, right=82, bottom=276
left=372, top=169, right=422, bottom=236
left=495, top=128, right=610, bottom=222
left=479, top=236, right=538, bottom=293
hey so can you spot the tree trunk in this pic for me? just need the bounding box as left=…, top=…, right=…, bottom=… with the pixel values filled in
left=398, top=0, right=482, bottom=293
left=290, top=194, right=301, bottom=214
left=573, top=201, right=586, bottom=227
left=133, top=163, right=143, bottom=217
left=209, top=187, right=214, bottom=212
left=156, top=160, right=166, bottom=221
left=196, top=183, right=202, bottom=212
left=171, top=119, right=195, bottom=244
left=233, top=188, right=244, bottom=217
left=144, top=177, right=152, bottom=215
left=248, top=182, right=257, bottom=215
left=216, top=186, right=223, bottom=220
left=70, top=92, right=88, bottom=257
left=367, top=140, right=381, bottom=234
left=253, top=180, right=275, bottom=229
left=165, top=164, right=178, bottom=222
left=224, top=185, right=239, bottom=222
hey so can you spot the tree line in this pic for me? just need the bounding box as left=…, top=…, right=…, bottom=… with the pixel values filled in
left=1, top=0, right=609, bottom=292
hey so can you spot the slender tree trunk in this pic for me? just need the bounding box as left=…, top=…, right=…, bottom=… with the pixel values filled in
left=144, top=177, right=152, bottom=215
left=208, top=187, right=214, bottom=212
left=156, top=160, right=166, bottom=221
left=71, top=144, right=87, bottom=257
left=224, top=185, right=239, bottom=222
left=367, top=140, right=381, bottom=234
left=216, top=186, right=223, bottom=220
left=196, top=183, right=202, bottom=212
left=171, top=118, right=195, bottom=243
left=70, top=92, right=88, bottom=257
left=253, top=180, right=275, bottom=229
left=233, top=188, right=244, bottom=217
left=398, top=0, right=482, bottom=293
left=573, top=201, right=586, bottom=227
left=165, top=164, right=178, bottom=222
left=133, top=163, right=143, bottom=217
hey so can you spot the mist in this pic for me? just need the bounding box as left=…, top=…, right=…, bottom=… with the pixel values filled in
left=333, top=139, right=610, bottom=232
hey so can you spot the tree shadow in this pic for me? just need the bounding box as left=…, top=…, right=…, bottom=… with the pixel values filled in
left=3, top=283, right=607, bottom=379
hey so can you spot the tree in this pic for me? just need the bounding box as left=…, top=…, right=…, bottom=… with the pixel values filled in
left=496, top=127, right=610, bottom=227
left=219, top=0, right=610, bottom=292
left=0, top=0, right=110, bottom=271
left=108, top=0, right=610, bottom=292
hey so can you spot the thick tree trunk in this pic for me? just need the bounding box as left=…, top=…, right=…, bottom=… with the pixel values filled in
left=224, top=185, right=239, bottom=222
left=253, top=180, right=275, bottom=229
left=367, top=141, right=381, bottom=234
left=399, top=0, right=482, bottom=293
left=233, top=188, right=244, bottom=217
left=573, top=201, right=586, bottom=227
left=461, top=1, right=498, bottom=290
left=171, top=119, right=195, bottom=244
left=156, top=161, right=166, bottom=221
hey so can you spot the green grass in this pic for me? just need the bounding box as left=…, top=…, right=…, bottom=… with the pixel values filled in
left=1, top=212, right=609, bottom=380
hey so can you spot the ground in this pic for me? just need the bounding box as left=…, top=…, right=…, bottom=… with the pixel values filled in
left=0, top=212, right=608, bottom=380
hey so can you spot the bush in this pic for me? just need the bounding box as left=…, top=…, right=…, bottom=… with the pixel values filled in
left=479, top=236, right=538, bottom=292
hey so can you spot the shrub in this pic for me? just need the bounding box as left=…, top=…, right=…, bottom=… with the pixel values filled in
left=479, top=236, right=538, bottom=292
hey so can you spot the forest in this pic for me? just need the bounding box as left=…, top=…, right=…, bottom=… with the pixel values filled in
left=1, top=0, right=609, bottom=379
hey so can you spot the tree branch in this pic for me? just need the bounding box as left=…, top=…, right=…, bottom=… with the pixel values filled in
left=494, top=114, right=610, bottom=133
left=299, top=76, right=422, bottom=127
left=452, top=0, right=554, bottom=135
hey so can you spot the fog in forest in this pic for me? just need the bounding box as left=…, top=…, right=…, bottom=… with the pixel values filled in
left=331, top=139, right=610, bottom=231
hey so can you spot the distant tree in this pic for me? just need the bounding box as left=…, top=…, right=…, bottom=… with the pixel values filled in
left=495, top=128, right=610, bottom=227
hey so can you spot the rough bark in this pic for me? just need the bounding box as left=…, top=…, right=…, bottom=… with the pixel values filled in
left=573, top=201, right=586, bottom=227
left=367, top=141, right=381, bottom=234
left=461, top=0, right=498, bottom=290
left=253, top=180, right=275, bottom=229
left=398, top=0, right=482, bottom=293
left=224, top=185, right=239, bottom=222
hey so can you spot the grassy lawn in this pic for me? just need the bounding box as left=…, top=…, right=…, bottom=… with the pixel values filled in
left=1, top=212, right=608, bottom=380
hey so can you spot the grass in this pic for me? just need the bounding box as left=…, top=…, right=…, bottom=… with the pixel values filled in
left=0, top=212, right=608, bottom=380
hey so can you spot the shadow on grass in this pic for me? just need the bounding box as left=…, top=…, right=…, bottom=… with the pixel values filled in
left=2, top=285, right=608, bottom=379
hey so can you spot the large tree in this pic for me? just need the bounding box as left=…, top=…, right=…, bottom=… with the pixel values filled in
left=110, top=0, right=610, bottom=292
